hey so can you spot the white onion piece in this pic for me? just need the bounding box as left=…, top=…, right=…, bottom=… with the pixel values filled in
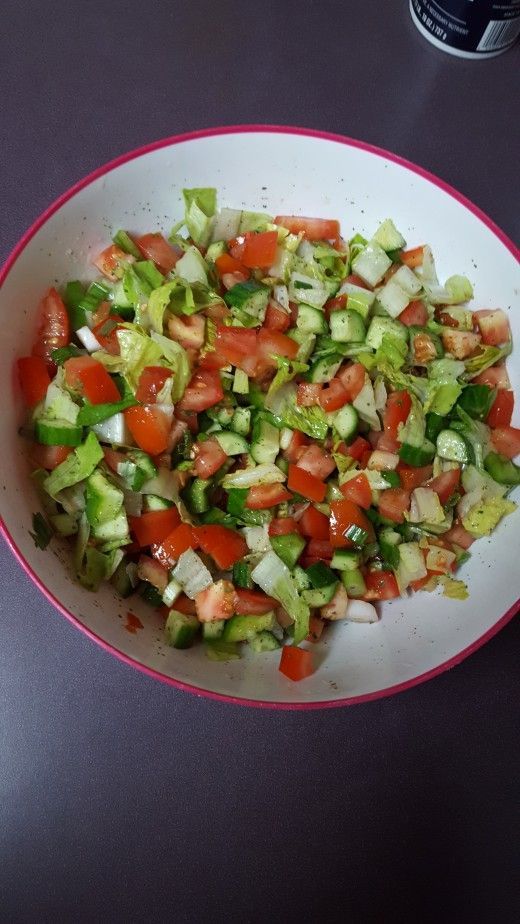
left=76, top=325, right=102, bottom=352
left=172, top=549, right=213, bottom=599
left=222, top=463, right=286, bottom=490
left=345, top=600, right=379, bottom=623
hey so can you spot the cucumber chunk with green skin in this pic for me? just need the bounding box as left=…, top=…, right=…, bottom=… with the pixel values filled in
left=182, top=478, right=212, bottom=514
left=222, top=611, right=276, bottom=643
left=269, top=533, right=306, bottom=569
left=329, top=309, right=366, bottom=343
left=202, top=620, right=226, bottom=640
left=296, top=303, right=328, bottom=335
left=232, top=560, right=253, bottom=589
left=302, top=583, right=338, bottom=606
left=214, top=431, right=250, bottom=456
left=328, top=404, right=358, bottom=440
left=34, top=419, right=83, bottom=447
left=305, top=561, right=337, bottom=588
left=251, top=417, right=280, bottom=465
left=204, top=640, right=241, bottom=661
left=307, top=355, right=343, bottom=383
left=165, top=611, right=199, bottom=649
left=341, top=568, right=366, bottom=597
left=330, top=549, right=361, bottom=571
left=248, top=631, right=281, bottom=653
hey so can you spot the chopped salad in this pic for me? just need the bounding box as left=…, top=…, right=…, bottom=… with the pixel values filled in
left=17, top=190, right=519, bottom=681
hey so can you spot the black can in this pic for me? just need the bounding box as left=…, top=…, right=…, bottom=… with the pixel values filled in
left=409, top=0, right=520, bottom=58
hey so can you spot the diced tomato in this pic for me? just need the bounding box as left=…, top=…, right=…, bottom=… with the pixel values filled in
left=296, top=444, right=336, bottom=480
left=264, top=301, right=291, bottom=332
left=195, top=525, right=248, bottom=569
left=129, top=508, right=181, bottom=548
left=305, top=539, right=334, bottom=560
left=287, top=464, right=326, bottom=503
left=306, top=615, right=325, bottom=643
left=175, top=408, right=198, bottom=435
left=134, top=233, right=179, bottom=273
left=425, top=469, right=460, bottom=505
left=298, top=505, right=330, bottom=540
left=345, top=435, right=371, bottom=461
left=343, top=273, right=371, bottom=290
left=274, top=215, right=340, bottom=241
left=283, top=430, right=310, bottom=463
left=215, top=252, right=249, bottom=277
left=329, top=499, right=374, bottom=548
left=173, top=594, right=197, bottom=615
left=227, top=235, right=247, bottom=261
left=193, top=437, right=226, bottom=478
left=318, top=378, right=349, bottom=412
left=444, top=521, right=475, bottom=550
left=137, top=555, right=169, bottom=593
left=396, top=463, right=433, bottom=489
left=378, top=488, right=411, bottom=524
left=178, top=369, right=224, bottom=412
left=364, top=570, right=400, bottom=600
left=91, top=315, right=122, bottom=355
left=398, top=299, right=428, bottom=327
left=279, top=645, right=314, bottom=681
left=31, top=288, right=70, bottom=371
left=211, top=325, right=257, bottom=369
left=64, top=356, right=121, bottom=404
left=93, top=244, right=132, bottom=281
left=125, top=406, right=171, bottom=455
left=135, top=366, right=171, bottom=403
left=297, top=383, right=322, bottom=407
left=152, top=523, right=199, bottom=567
left=241, top=230, right=278, bottom=268
left=324, top=295, right=347, bottom=318
left=17, top=356, right=51, bottom=406
left=233, top=588, right=277, bottom=614
left=473, top=363, right=510, bottom=390
left=222, top=270, right=249, bottom=290
left=29, top=443, right=73, bottom=470
left=246, top=484, right=292, bottom=509
left=337, top=363, right=366, bottom=401
left=490, top=426, right=520, bottom=459
left=269, top=517, right=301, bottom=537
left=340, top=473, right=372, bottom=509
left=204, top=301, right=231, bottom=323
left=473, top=309, right=511, bottom=346
left=487, top=390, right=514, bottom=428
left=257, top=328, right=299, bottom=363
left=195, top=580, right=235, bottom=623
left=441, top=329, right=481, bottom=360
left=377, top=433, right=400, bottom=453
left=383, top=390, right=411, bottom=442
left=400, top=246, right=424, bottom=268
left=167, top=314, right=205, bottom=351
left=103, top=447, right=126, bottom=472
left=166, top=418, right=188, bottom=453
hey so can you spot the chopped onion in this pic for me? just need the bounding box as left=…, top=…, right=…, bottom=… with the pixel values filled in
left=279, top=427, right=294, bottom=450
left=93, top=413, right=131, bottom=446
left=367, top=450, right=399, bottom=472
left=211, top=208, right=242, bottom=243
left=457, top=488, right=482, bottom=521
left=273, top=284, right=289, bottom=312
left=172, top=549, right=213, bottom=599
left=76, top=325, right=102, bottom=352
left=222, top=463, right=286, bottom=490
left=321, top=584, right=349, bottom=621
left=242, top=525, right=270, bottom=552
left=162, top=577, right=182, bottom=608
left=345, top=599, right=379, bottom=623
left=374, top=377, right=387, bottom=412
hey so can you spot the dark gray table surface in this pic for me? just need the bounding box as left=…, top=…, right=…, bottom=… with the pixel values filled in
left=1, top=3, right=519, bottom=921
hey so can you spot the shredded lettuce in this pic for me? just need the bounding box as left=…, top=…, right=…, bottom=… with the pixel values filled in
left=251, top=550, right=310, bottom=644
left=44, top=432, right=103, bottom=499
left=182, top=188, right=217, bottom=246
left=445, top=275, right=474, bottom=304
left=464, top=342, right=512, bottom=379
left=266, top=357, right=309, bottom=402
left=461, top=495, right=516, bottom=538
left=174, top=246, right=209, bottom=286
left=398, top=394, right=425, bottom=447
left=441, top=576, right=469, bottom=600
left=149, top=332, right=191, bottom=403
left=375, top=335, right=407, bottom=370
left=451, top=406, right=490, bottom=469
left=148, top=282, right=178, bottom=333
left=268, top=384, right=328, bottom=439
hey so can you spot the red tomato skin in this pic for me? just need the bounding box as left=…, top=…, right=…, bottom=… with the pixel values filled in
left=245, top=484, right=292, bottom=509
left=318, top=378, right=349, bottom=412
left=398, top=299, right=428, bottom=327
left=135, top=366, right=172, bottom=404
left=298, top=506, right=330, bottom=540
left=129, top=508, right=181, bottom=547
left=241, top=230, right=278, bottom=268
left=329, top=499, right=374, bottom=548
left=383, top=390, right=412, bottom=441
left=364, top=570, right=400, bottom=600
left=279, top=646, right=314, bottom=681
left=269, top=517, right=301, bottom=537
left=340, top=473, right=372, bottom=509
left=193, top=437, right=227, bottom=478
left=31, top=288, right=70, bottom=371
left=345, top=436, right=371, bottom=461
left=425, top=469, right=460, bottom=505
left=378, top=488, right=411, bottom=524
left=124, top=406, right=171, bottom=455
left=274, top=215, right=339, bottom=241
left=233, top=589, right=277, bottom=614
left=195, top=525, right=248, bottom=570
left=134, top=233, right=179, bottom=273
left=486, top=390, right=514, bottom=428
left=64, top=356, right=121, bottom=404
left=287, top=465, right=326, bottom=503
left=490, top=426, right=520, bottom=459
left=30, top=444, right=73, bottom=470
left=396, top=463, right=434, bottom=490
left=337, top=363, right=366, bottom=401
left=264, top=302, right=291, bottom=332
left=17, top=356, right=51, bottom=406
left=177, top=369, right=224, bottom=412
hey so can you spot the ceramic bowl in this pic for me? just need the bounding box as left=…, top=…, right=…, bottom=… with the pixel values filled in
left=1, top=125, right=518, bottom=707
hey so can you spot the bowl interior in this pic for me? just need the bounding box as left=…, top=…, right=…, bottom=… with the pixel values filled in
left=1, top=128, right=518, bottom=706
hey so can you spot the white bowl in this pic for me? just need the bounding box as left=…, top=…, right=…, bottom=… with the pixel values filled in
left=1, top=126, right=519, bottom=708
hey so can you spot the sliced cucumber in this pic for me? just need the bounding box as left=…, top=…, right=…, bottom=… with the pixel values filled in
left=165, top=611, right=199, bottom=649
left=302, top=583, right=338, bottom=607
left=248, top=631, right=281, bottom=653
left=232, top=368, right=249, bottom=395
left=329, top=404, right=358, bottom=440
left=250, top=417, right=280, bottom=465
left=330, top=549, right=361, bottom=571
left=287, top=328, right=317, bottom=362
left=202, top=620, right=226, bottom=640
left=436, top=429, right=471, bottom=464
left=329, top=309, right=366, bottom=343
left=34, top=418, right=83, bottom=447
left=372, top=218, right=406, bottom=252
left=231, top=407, right=251, bottom=437
left=296, top=303, right=328, bottom=335
left=307, top=354, right=343, bottom=384
left=341, top=568, right=366, bottom=597
left=214, top=431, right=250, bottom=456
left=222, top=611, right=276, bottom=643
left=143, top=494, right=174, bottom=512
left=365, top=316, right=408, bottom=350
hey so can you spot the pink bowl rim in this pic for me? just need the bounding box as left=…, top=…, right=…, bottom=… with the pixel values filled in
left=0, top=123, right=518, bottom=710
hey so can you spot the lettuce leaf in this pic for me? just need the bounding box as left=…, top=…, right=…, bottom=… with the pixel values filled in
left=183, top=188, right=217, bottom=246
left=251, top=550, right=310, bottom=644
left=149, top=332, right=191, bottom=403
left=266, top=357, right=309, bottom=402
left=148, top=282, right=178, bottom=333
left=44, top=432, right=103, bottom=499
left=464, top=342, right=512, bottom=379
